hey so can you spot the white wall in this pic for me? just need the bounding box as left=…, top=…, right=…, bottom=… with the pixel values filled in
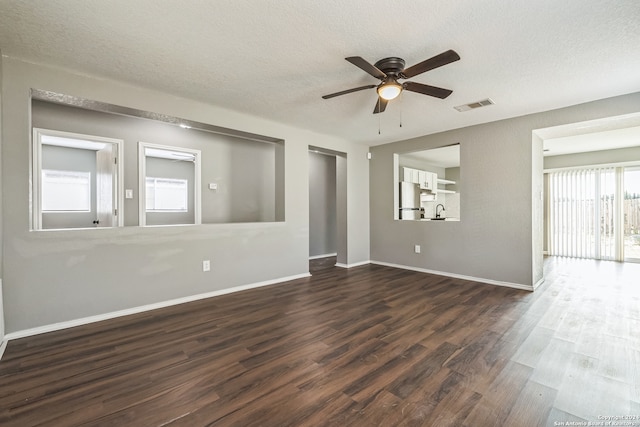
left=370, top=92, right=640, bottom=289
left=0, top=56, right=370, bottom=334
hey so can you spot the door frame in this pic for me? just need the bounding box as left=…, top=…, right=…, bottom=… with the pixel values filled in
left=32, top=128, right=124, bottom=230
left=138, top=141, right=202, bottom=227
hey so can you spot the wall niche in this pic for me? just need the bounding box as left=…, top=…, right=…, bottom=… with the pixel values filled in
left=30, top=91, right=285, bottom=229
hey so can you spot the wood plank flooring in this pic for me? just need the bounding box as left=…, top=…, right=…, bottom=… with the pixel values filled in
left=1, top=257, right=639, bottom=426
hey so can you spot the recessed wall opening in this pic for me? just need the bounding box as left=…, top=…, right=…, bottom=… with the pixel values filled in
left=30, top=91, right=285, bottom=228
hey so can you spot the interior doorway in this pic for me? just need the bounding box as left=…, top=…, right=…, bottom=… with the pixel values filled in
left=308, top=146, right=347, bottom=269
left=537, top=112, right=640, bottom=262
left=32, top=128, right=123, bottom=230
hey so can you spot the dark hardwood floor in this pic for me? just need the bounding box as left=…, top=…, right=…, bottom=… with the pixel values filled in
left=1, top=257, right=639, bottom=426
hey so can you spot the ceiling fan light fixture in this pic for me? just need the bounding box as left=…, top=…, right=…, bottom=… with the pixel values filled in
left=377, top=82, right=402, bottom=100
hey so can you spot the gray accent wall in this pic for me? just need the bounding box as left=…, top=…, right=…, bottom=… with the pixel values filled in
left=308, top=152, right=337, bottom=257
left=370, top=92, right=640, bottom=288
left=145, top=157, right=196, bottom=226
left=1, top=56, right=370, bottom=333
left=336, top=155, right=348, bottom=265
left=445, top=167, right=460, bottom=193
left=0, top=51, right=3, bottom=342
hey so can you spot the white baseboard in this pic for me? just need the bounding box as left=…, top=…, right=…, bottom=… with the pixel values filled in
left=370, top=260, right=534, bottom=292
left=309, top=253, right=337, bottom=260
left=3, top=272, right=311, bottom=343
left=0, top=340, right=6, bottom=361
left=532, top=277, right=545, bottom=290
left=335, top=260, right=371, bottom=268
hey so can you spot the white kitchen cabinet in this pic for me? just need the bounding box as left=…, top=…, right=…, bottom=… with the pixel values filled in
left=402, top=167, right=437, bottom=192
left=402, top=167, right=421, bottom=184
left=419, top=171, right=437, bottom=191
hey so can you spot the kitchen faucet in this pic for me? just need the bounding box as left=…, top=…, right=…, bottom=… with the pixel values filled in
left=435, top=204, right=445, bottom=218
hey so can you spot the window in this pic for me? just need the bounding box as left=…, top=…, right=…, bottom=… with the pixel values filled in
left=145, top=177, right=188, bottom=212
left=41, top=170, right=91, bottom=212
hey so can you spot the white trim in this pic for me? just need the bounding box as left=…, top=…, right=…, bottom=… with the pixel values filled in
left=532, top=277, right=545, bottom=290
left=370, top=260, right=534, bottom=292
left=0, top=340, right=7, bottom=362
left=335, top=260, right=371, bottom=268
left=32, top=128, right=125, bottom=229
left=3, top=273, right=310, bottom=342
left=309, top=253, right=337, bottom=260
left=139, top=141, right=202, bottom=227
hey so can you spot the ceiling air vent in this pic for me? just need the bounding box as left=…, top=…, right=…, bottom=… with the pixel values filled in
left=454, top=98, right=494, bottom=112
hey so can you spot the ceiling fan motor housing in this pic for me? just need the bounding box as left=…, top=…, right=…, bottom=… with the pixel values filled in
left=373, top=57, right=406, bottom=77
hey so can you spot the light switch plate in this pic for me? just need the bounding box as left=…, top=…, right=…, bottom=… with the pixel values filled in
left=125, top=189, right=133, bottom=199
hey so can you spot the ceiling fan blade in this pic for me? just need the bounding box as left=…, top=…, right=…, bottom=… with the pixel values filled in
left=373, top=97, right=388, bottom=114
left=345, top=57, right=387, bottom=80
left=322, top=84, right=376, bottom=99
left=403, top=81, right=453, bottom=99
left=402, top=49, right=460, bottom=79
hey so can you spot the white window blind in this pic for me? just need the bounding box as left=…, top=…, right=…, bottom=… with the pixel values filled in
left=41, top=169, right=91, bottom=212
left=548, top=167, right=616, bottom=260
left=145, top=177, right=188, bottom=212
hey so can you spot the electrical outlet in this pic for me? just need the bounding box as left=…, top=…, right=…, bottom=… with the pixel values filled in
left=414, top=245, right=421, bottom=254
left=202, top=260, right=211, bottom=272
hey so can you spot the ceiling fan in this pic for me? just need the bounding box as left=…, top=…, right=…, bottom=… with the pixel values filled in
left=322, top=49, right=460, bottom=114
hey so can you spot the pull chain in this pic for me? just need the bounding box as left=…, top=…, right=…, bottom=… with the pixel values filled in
left=378, top=97, right=381, bottom=135
left=399, top=91, right=403, bottom=128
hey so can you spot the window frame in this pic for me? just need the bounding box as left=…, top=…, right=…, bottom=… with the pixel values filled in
left=32, top=128, right=124, bottom=230
left=138, top=141, right=201, bottom=226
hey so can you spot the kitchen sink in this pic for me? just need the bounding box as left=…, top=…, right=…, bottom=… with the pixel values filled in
left=430, top=217, right=446, bottom=220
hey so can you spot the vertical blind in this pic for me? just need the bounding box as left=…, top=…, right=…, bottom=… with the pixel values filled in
left=548, top=167, right=617, bottom=260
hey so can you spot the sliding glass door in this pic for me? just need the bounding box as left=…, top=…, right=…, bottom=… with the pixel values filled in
left=624, top=167, right=640, bottom=261
left=548, top=166, right=630, bottom=261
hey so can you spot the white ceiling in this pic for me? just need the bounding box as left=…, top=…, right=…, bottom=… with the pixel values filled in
left=543, top=125, right=640, bottom=157
left=402, top=145, right=460, bottom=169
left=536, top=112, right=640, bottom=156
left=1, top=0, right=639, bottom=146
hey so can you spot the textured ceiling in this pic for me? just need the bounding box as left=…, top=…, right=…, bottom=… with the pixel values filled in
left=1, top=0, right=639, bottom=146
